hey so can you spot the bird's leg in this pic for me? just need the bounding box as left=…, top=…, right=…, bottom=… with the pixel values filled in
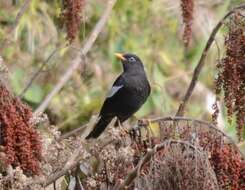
left=116, top=118, right=129, bottom=136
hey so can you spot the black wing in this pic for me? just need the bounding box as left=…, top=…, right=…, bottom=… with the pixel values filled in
left=99, top=75, right=125, bottom=116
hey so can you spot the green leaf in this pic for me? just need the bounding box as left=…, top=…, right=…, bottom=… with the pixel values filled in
left=10, top=68, right=24, bottom=94
left=24, top=84, right=44, bottom=103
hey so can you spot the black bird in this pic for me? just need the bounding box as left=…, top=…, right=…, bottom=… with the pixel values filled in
left=86, top=53, right=151, bottom=139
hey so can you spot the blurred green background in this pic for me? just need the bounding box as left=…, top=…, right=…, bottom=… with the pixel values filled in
left=0, top=0, right=244, bottom=144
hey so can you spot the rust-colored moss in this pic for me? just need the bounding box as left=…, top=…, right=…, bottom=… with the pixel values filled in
left=0, top=84, right=41, bottom=175
left=239, top=160, right=245, bottom=189
left=180, top=0, right=194, bottom=47
left=210, top=144, right=241, bottom=190
left=213, top=14, right=245, bottom=141
left=61, top=0, right=85, bottom=43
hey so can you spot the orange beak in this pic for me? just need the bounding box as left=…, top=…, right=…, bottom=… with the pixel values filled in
left=115, top=53, right=126, bottom=61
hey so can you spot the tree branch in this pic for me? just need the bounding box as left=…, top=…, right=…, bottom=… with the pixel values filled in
left=34, top=0, right=118, bottom=115
left=175, top=4, right=245, bottom=116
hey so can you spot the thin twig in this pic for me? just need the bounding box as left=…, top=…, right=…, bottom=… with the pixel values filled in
left=53, top=181, right=56, bottom=190
left=104, top=160, right=109, bottom=190
left=34, top=0, right=118, bottom=116
left=14, top=0, right=32, bottom=30
left=176, top=4, right=245, bottom=116
left=19, top=46, right=65, bottom=98
left=58, top=123, right=87, bottom=141
left=0, top=0, right=32, bottom=49
left=42, top=162, right=79, bottom=187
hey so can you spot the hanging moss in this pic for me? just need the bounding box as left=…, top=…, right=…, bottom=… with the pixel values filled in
left=180, top=0, right=194, bottom=47
left=61, top=0, right=85, bottom=43
left=213, top=13, right=245, bottom=141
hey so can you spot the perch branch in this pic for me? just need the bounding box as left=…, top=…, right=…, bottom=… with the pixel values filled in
left=60, top=116, right=240, bottom=153
left=176, top=4, right=245, bottom=116
left=57, top=116, right=243, bottom=160
left=34, top=0, right=118, bottom=115
left=114, top=140, right=203, bottom=190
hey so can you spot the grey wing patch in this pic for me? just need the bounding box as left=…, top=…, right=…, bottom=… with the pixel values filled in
left=107, top=85, right=123, bottom=98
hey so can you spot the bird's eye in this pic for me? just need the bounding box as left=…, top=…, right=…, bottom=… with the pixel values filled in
left=129, top=57, right=136, bottom=62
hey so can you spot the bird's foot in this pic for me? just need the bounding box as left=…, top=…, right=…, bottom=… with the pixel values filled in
left=117, top=121, right=130, bottom=136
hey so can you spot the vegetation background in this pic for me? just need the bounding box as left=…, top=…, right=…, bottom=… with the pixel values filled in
left=0, top=0, right=244, bottom=147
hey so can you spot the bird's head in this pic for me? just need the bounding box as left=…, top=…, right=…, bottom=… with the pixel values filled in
left=115, top=53, right=144, bottom=72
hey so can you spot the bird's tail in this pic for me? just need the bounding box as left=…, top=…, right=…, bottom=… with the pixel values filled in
left=85, top=116, right=113, bottom=139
